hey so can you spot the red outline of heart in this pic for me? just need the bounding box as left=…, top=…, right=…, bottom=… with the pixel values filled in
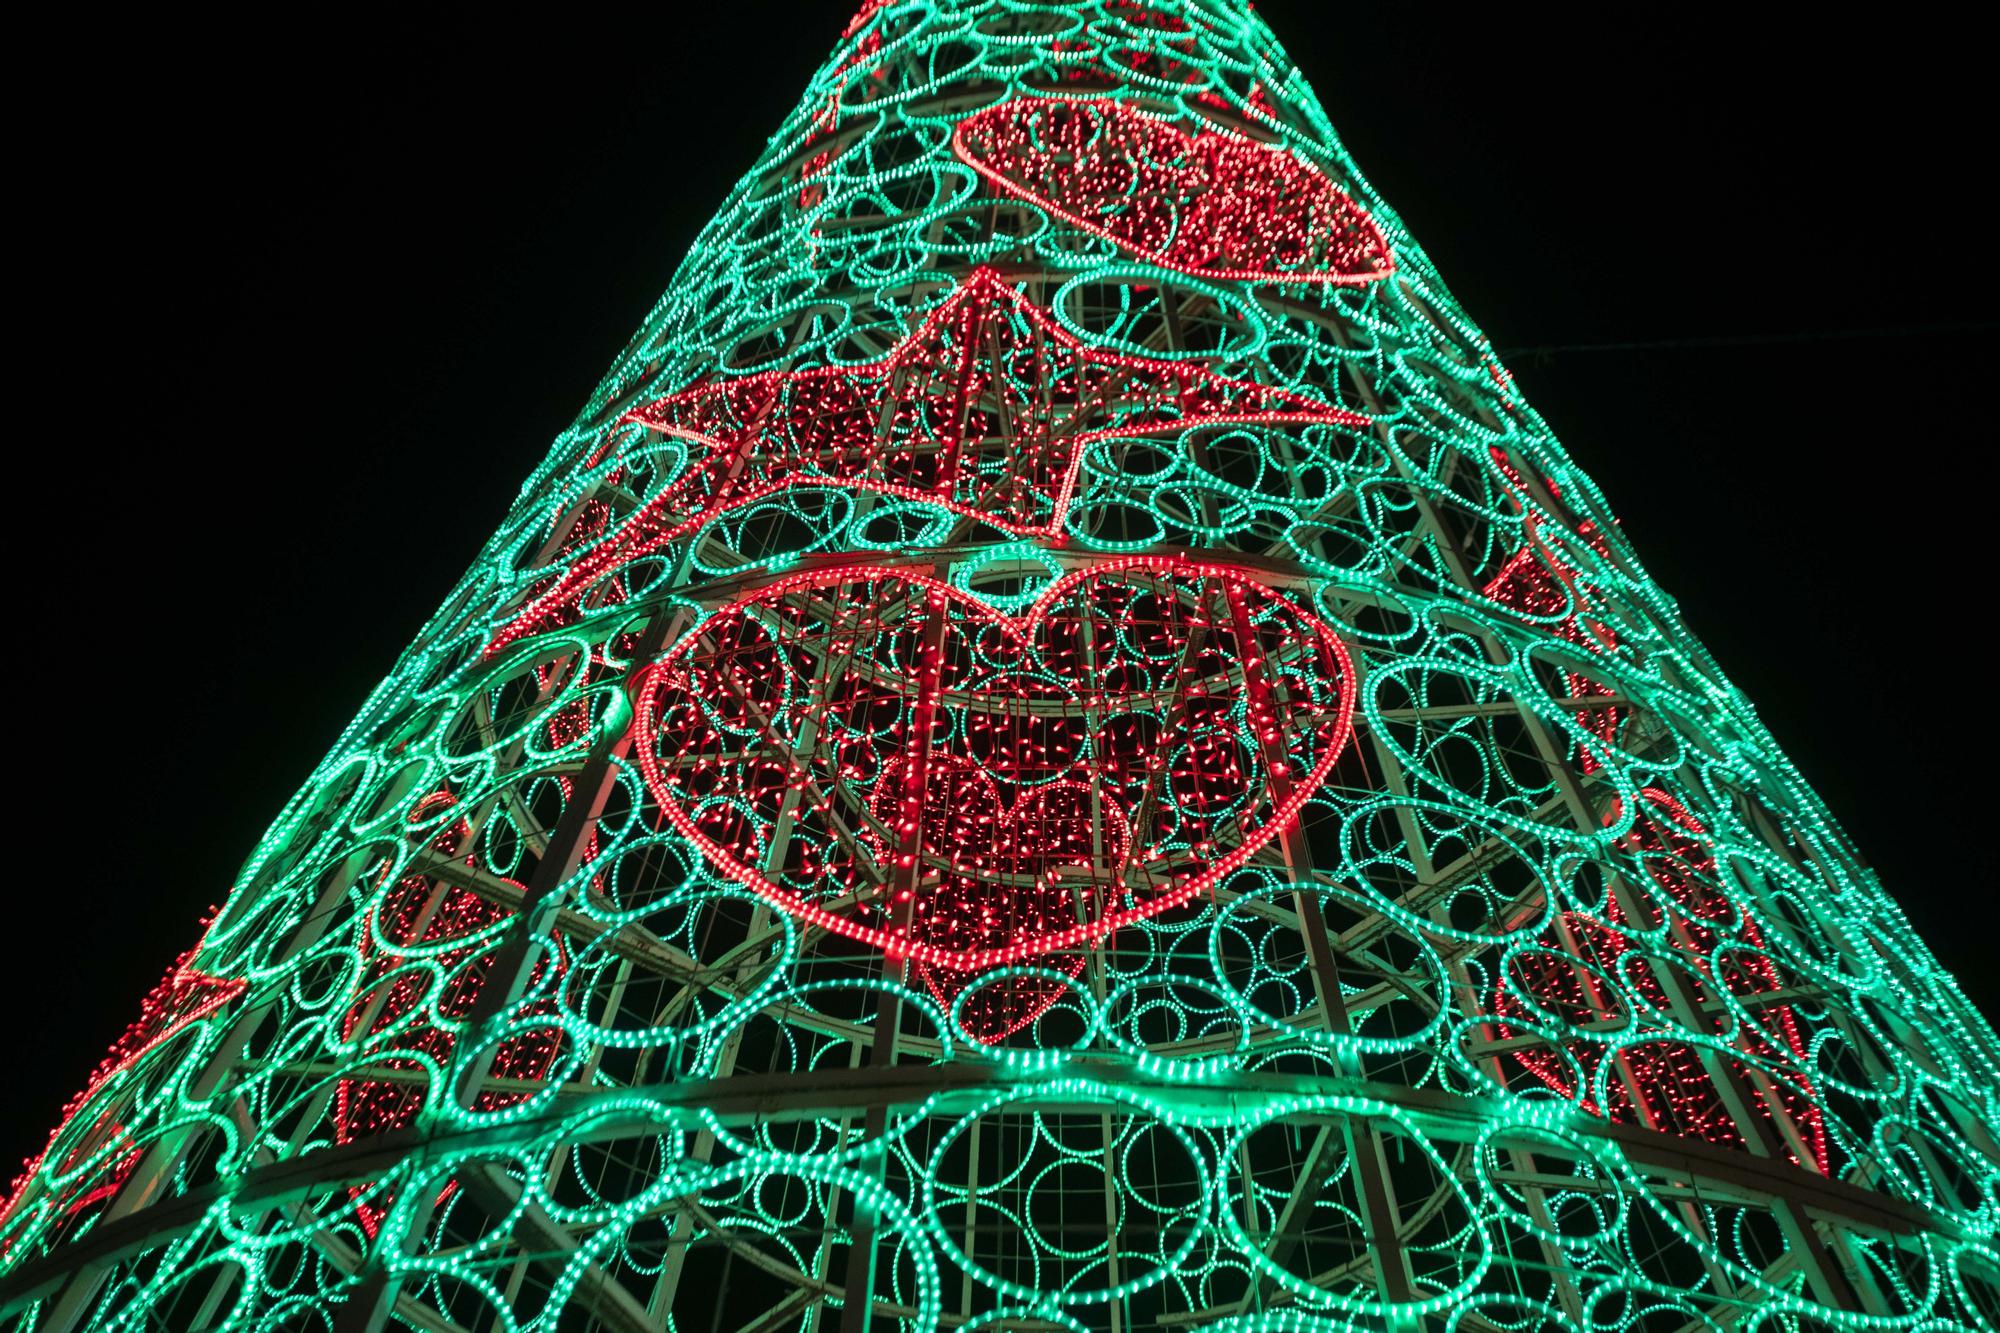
left=632, top=555, right=1355, bottom=972
left=484, top=268, right=1367, bottom=660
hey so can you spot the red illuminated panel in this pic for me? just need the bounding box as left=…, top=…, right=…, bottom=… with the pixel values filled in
left=1481, top=449, right=1622, bottom=771
left=334, top=791, right=570, bottom=1235
left=954, top=98, right=1392, bottom=285
left=1491, top=789, right=1829, bottom=1173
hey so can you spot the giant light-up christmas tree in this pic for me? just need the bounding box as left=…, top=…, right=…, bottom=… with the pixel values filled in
left=3, top=2, right=1995, bottom=1330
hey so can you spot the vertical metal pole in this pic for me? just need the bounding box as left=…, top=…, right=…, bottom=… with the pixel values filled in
left=1221, top=579, right=1417, bottom=1318
left=837, top=572, right=947, bottom=1333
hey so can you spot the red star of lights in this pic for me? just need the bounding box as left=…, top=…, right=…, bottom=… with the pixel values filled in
left=489, top=268, right=1366, bottom=657
left=954, top=98, right=1394, bottom=285
left=633, top=556, right=1355, bottom=1034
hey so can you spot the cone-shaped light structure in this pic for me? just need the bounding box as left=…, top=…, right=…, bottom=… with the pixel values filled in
left=4, top=2, right=1995, bottom=1330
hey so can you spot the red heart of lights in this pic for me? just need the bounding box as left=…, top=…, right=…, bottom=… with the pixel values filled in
left=633, top=557, right=1355, bottom=1010
left=487, top=268, right=1365, bottom=658
left=953, top=98, right=1393, bottom=285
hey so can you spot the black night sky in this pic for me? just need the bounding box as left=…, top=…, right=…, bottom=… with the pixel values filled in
left=10, top=6, right=1995, bottom=1170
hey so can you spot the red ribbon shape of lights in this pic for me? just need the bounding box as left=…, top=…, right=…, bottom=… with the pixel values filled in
left=953, top=97, right=1393, bottom=285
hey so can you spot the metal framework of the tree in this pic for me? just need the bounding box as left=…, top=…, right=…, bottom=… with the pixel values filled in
left=3, top=2, right=1995, bottom=1331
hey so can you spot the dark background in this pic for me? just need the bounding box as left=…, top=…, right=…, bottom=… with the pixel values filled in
left=10, top=5, right=1994, bottom=1170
